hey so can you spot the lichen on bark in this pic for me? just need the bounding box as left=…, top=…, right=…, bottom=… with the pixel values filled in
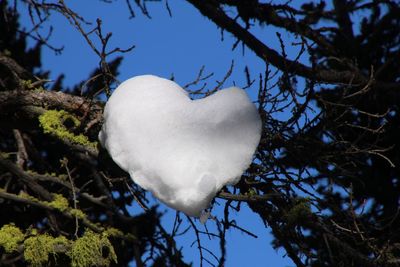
left=0, top=224, right=24, bottom=253
left=24, top=234, right=71, bottom=267
left=47, top=193, right=69, bottom=212
left=0, top=223, right=119, bottom=267
left=38, top=109, right=96, bottom=148
left=71, top=230, right=117, bottom=267
left=284, top=197, right=312, bottom=226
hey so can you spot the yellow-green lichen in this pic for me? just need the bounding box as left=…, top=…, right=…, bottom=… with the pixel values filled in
left=27, top=170, right=68, bottom=181
left=17, top=191, right=87, bottom=220
left=21, top=79, right=44, bottom=91
left=104, top=227, right=136, bottom=242
left=0, top=224, right=24, bottom=253
left=244, top=188, right=257, bottom=196
left=33, top=86, right=45, bottom=92
left=71, top=230, right=117, bottom=267
left=24, top=234, right=71, bottom=267
left=3, top=49, right=11, bottom=56
left=69, top=208, right=86, bottom=220
left=0, top=152, right=12, bottom=159
left=49, top=172, right=68, bottom=180
left=18, top=191, right=66, bottom=212
left=38, top=110, right=97, bottom=148
left=18, top=191, right=40, bottom=202
left=104, top=227, right=123, bottom=238
left=284, top=197, right=312, bottom=226
left=47, top=194, right=69, bottom=212
left=21, top=79, right=34, bottom=89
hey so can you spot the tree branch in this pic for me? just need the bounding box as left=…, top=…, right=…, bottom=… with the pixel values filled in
left=185, top=0, right=400, bottom=90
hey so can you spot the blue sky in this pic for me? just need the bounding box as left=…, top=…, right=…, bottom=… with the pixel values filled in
left=19, top=1, right=298, bottom=266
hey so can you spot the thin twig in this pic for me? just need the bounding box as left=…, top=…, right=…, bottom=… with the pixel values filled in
left=60, top=157, right=79, bottom=238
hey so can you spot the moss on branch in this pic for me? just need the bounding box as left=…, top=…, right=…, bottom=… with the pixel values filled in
left=38, top=109, right=97, bottom=148
left=71, top=230, right=117, bottom=267
left=284, top=197, right=312, bottom=226
left=24, top=234, right=71, bottom=267
left=47, top=193, right=70, bottom=212
left=0, top=224, right=24, bottom=253
left=0, top=223, right=119, bottom=267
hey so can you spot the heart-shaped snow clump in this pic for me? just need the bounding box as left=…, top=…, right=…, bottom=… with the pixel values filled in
left=99, top=75, right=261, bottom=217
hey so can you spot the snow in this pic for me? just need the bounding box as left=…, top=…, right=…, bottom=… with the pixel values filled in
left=99, top=75, right=261, bottom=217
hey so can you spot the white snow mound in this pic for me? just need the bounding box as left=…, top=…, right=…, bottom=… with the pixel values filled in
left=99, top=75, right=262, bottom=217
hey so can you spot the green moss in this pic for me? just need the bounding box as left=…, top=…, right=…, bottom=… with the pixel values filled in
left=17, top=191, right=87, bottom=221
left=104, top=227, right=123, bottom=238
left=33, top=86, right=45, bottom=92
left=0, top=223, right=122, bottom=266
left=24, top=234, right=53, bottom=266
left=48, top=194, right=69, bottom=212
left=46, top=172, right=68, bottom=180
left=0, top=152, right=12, bottom=159
left=24, top=234, right=71, bottom=267
left=27, top=170, right=68, bottom=181
left=104, top=228, right=136, bottom=243
left=18, top=191, right=40, bottom=202
left=21, top=79, right=34, bottom=89
left=22, top=230, right=119, bottom=267
left=18, top=191, right=64, bottom=211
left=38, top=110, right=97, bottom=148
left=69, top=208, right=86, bottom=220
left=245, top=188, right=257, bottom=196
left=96, top=227, right=137, bottom=243
left=21, top=79, right=44, bottom=91
left=284, top=197, right=312, bottom=226
left=0, top=224, right=24, bottom=253
left=30, top=229, right=38, bottom=236
left=71, top=230, right=117, bottom=267
left=3, top=49, right=11, bottom=56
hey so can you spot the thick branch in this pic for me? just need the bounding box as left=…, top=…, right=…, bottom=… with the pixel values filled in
left=221, top=1, right=336, bottom=54
left=186, top=0, right=400, bottom=90
left=0, top=154, right=53, bottom=200
left=0, top=189, right=104, bottom=233
left=0, top=89, right=103, bottom=116
left=0, top=90, right=101, bottom=156
left=217, top=191, right=279, bottom=202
